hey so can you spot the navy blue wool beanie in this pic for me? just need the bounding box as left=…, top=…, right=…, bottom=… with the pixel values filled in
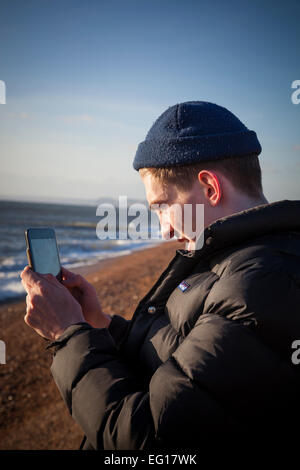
left=133, top=101, right=262, bottom=170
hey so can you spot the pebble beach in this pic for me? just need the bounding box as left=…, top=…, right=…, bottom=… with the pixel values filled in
left=0, top=240, right=180, bottom=450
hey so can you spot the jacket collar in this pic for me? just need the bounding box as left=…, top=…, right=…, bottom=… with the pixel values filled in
left=177, top=199, right=300, bottom=260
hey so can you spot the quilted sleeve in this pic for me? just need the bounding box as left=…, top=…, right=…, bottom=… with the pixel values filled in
left=49, top=308, right=298, bottom=450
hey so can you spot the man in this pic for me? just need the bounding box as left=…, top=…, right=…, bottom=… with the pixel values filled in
left=21, top=101, right=300, bottom=449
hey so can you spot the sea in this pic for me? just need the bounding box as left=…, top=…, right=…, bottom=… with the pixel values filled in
left=0, top=199, right=162, bottom=303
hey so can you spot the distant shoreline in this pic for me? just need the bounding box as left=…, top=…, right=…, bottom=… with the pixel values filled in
left=0, top=239, right=169, bottom=307
left=0, top=198, right=164, bottom=305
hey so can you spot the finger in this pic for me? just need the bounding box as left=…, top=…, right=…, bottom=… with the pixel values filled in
left=61, top=266, right=75, bottom=279
left=21, top=274, right=47, bottom=298
left=61, top=271, right=83, bottom=288
left=21, top=276, right=36, bottom=294
left=61, top=267, right=82, bottom=285
left=20, top=265, right=35, bottom=278
left=40, top=272, right=61, bottom=288
left=26, top=294, right=31, bottom=309
left=20, top=265, right=42, bottom=287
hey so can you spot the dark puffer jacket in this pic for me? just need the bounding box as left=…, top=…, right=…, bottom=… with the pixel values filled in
left=49, top=199, right=300, bottom=449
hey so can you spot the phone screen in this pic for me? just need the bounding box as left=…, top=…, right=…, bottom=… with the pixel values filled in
left=30, top=237, right=61, bottom=276
left=26, top=228, right=61, bottom=278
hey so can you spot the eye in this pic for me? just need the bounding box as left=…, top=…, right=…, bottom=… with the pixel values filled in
left=150, top=206, right=163, bottom=214
left=158, top=207, right=168, bottom=215
left=150, top=203, right=170, bottom=215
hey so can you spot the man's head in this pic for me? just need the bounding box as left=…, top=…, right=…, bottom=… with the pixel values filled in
left=133, top=101, right=268, bottom=249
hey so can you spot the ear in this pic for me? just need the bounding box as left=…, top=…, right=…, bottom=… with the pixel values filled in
left=197, top=170, right=222, bottom=206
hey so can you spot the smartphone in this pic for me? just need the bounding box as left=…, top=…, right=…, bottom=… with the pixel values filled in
left=25, top=227, right=62, bottom=281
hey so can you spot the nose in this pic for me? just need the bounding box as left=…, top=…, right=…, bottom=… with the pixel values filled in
left=160, top=214, right=175, bottom=240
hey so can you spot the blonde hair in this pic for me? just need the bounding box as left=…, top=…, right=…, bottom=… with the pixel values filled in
left=139, top=154, right=263, bottom=199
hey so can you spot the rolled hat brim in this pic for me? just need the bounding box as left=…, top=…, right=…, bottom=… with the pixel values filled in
left=133, top=130, right=262, bottom=170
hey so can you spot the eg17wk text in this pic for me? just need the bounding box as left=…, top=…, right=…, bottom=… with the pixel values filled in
left=104, top=453, right=197, bottom=466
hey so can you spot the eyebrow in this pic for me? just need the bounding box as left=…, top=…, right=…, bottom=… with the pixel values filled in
left=149, top=199, right=169, bottom=210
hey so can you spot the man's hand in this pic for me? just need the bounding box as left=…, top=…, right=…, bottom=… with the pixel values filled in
left=21, top=266, right=86, bottom=341
left=60, top=266, right=111, bottom=329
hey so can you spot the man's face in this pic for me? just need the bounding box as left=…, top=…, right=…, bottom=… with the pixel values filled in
left=141, top=172, right=206, bottom=250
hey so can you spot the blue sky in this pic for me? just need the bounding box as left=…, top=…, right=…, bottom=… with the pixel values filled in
left=0, top=0, right=299, bottom=204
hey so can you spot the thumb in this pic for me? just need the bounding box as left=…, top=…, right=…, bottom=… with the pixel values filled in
left=61, top=267, right=83, bottom=288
